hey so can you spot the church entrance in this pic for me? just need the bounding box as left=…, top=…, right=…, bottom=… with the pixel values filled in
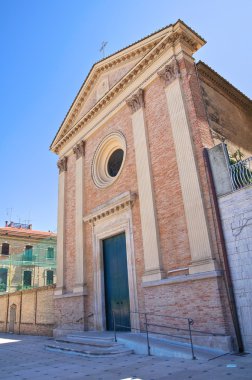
left=103, top=233, right=130, bottom=331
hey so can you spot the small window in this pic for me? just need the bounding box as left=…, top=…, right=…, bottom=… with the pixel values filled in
left=0, top=268, right=8, bottom=291
left=46, top=270, right=54, bottom=285
left=47, top=247, right=54, bottom=259
left=1, top=243, right=9, bottom=255
left=23, top=270, right=32, bottom=287
left=23, top=245, right=33, bottom=261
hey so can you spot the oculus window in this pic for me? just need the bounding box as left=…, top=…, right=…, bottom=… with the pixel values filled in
left=92, top=132, right=126, bottom=188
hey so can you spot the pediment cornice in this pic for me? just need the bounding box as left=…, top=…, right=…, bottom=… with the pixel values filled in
left=83, top=191, right=137, bottom=225
left=51, top=20, right=205, bottom=154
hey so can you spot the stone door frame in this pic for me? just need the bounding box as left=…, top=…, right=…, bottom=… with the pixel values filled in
left=87, top=192, right=139, bottom=332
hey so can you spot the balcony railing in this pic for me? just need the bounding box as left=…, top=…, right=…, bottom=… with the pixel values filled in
left=229, top=156, right=252, bottom=191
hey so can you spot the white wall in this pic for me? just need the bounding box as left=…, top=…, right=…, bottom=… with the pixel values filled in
left=219, top=186, right=252, bottom=351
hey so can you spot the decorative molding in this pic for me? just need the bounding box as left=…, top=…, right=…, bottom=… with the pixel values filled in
left=158, top=59, right=180, bottom=86
left=91, top=131, right=126, bottom=188
left=57, top=157, right=67, bottom=173
left=51, top=22, right=205, bottom=154
left=142, top=270, right=223, bottom=288
left=83, top=191, right=137, bottom=225
left=73, top=141, right=85, bottom=159
left=51, top=40, right=159, bottom=150
left=126, top=89, right=144, bottom=113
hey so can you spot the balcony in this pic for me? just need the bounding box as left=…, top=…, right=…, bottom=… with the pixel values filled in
left=229, top=157, right=252, bottom=191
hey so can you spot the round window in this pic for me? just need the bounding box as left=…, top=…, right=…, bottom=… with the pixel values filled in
left=92, top=132, right=126, bottom=188
left=107, top=149, right=124, bottom=177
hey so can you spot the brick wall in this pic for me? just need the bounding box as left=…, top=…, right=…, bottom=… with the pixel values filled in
left=219, top=186, right=252, bottom=351
left=199, top=75, right=252, bottom=157
left=0, top=285, right=55, bottom=336
left=58, top=56, right=236, bottom=343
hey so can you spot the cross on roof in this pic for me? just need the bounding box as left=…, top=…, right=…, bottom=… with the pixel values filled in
left=99, top=41, right=108, bottom=58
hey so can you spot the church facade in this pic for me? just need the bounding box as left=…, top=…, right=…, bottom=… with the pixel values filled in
left=50, top=20, right=252, bottom=349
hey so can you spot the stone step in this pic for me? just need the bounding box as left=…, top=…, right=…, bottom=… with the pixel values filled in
left=116, top=333, right=230, bottom=360
left=45, top=341, right=134, bottom=357
left=55, top=337, right=122, bottom=348
left=67, top=333, right=115, bottom=341
left=51, top=331, right=231, bottom=360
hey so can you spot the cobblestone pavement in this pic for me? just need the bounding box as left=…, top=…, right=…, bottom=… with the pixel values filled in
left=0, top=333, right=251, bottom=380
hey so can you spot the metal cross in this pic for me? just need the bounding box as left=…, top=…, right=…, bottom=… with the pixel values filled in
left=100, top=41, right=108, bottom=58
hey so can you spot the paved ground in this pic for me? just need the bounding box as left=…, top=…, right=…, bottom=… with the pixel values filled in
left=0, top=333, right=251, bottom=380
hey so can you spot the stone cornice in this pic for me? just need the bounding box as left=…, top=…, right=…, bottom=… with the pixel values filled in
left=83, top=191, right=137, bottom=225
left=57, top=157, right=67, bottom=173
left=51, top=40, right=160, bottom=150
left=197, top=61, right=252, bottom=111
left=73, top=140, right=85, bottom=159
left=158, top=59, right=180, bottom=86
left=126, top=89, right=144, bottom=113
left=51, top=22, right=205, bottom=154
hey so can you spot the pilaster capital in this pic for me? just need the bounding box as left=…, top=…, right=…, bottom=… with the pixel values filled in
left=57, top=157, right=67, bottom=173
left=126, top=89, right=144, bottom=114
left=73, top=141, right=85, bottom=160
left=158, top=59, right=180, bottom=86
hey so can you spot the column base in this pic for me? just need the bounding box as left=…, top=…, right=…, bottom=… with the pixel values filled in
left=54, top=286, right=64, bottom=296
left=142, top=268, right=166, bottom=283
left=73, top=284, right=88, bottom=295
left=189, top=257, right=218, bottom=275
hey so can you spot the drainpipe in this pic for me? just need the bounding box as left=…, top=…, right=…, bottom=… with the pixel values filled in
left=35, top=289, right=38, bottom=325
left=5, top=293, right=9, bottom=333
left=18, top=291, right=22, bottom=335
left=203, top=148, right=244, bottom=352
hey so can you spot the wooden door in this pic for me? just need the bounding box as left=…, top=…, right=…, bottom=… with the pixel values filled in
left=103, top=233, right=130, bottom=331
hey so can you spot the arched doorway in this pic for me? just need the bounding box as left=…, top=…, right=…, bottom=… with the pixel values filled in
left=9, top=304, right=17, bottom=333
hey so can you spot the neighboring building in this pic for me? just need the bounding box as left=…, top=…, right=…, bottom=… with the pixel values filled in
left=208, top=144, right=252, bottom=351
left=50, top=20, right=252, bottom=351
left=0, top=222, right=57, bottom=293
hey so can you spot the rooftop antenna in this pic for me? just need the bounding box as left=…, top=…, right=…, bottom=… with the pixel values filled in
left=6, top=208, right=13, bottom=222
left=99, top=41, right=108, bottom=58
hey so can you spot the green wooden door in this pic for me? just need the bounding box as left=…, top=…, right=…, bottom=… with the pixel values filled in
left=103, top=233, right=130, bottom=331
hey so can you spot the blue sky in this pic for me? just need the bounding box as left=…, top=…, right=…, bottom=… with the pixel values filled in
left=1, top=0, right=251, bottom=232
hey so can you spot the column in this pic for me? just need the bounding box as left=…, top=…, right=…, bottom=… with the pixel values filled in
left=127, top=89, right=164, bottom=282
left=55, top=156, right=67, bottom=295
left=158, top=59, right=217, bottom=274
left=73, top=141, right=87, bottom=294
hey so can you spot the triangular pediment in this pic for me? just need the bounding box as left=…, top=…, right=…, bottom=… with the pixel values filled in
left=51, top=34, right=167, bottom=150
left=51, top=20, right=205, bottom=153
left=76, top=55, right=143, bottom=123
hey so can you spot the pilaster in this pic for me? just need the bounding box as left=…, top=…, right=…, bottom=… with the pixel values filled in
left=158, top=58, right=217, bottom=274
left=73, top=141, right=87, bottom=294
left=127, top=89, right=164, bottom=282
left=55, top=157, right=67, bottom=295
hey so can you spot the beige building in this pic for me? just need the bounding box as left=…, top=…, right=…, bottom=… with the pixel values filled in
left=50, top=20, right=252, bottom=351
left=0, top=222, right=56, bottom=293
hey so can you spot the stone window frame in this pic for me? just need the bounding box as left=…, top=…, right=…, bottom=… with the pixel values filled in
left=91, top=131, right=127, bottom=189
